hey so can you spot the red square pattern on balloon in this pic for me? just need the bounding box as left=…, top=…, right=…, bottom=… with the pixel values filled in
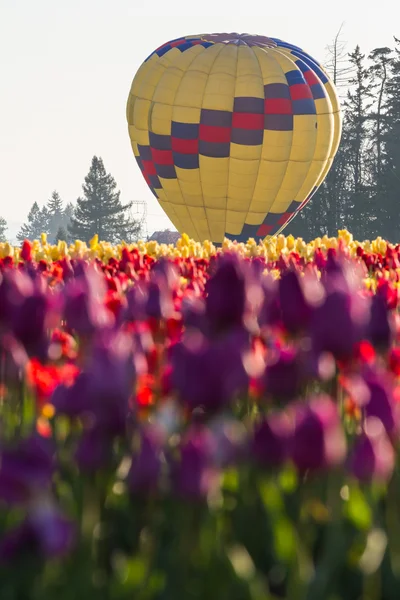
left=289, top=84, right=313, bottom=101
left=264, top=98, right=292, bottom=114
left=151, top=148, right=174, bottom=165
left=277, top=211, right=294, bottom=225
left=171, top=138, right=199, bottom=154
left=303, top=70, right=320, bottom=86
left=141, top=160, right=157, bottom=175
left=232, top=113, right=264, bottom=130
left=256, top=224, right=274, bottom=237
left=199, top=124, right=231, bottom=144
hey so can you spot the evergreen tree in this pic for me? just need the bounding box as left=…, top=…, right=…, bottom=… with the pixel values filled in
left=368, top=48, right=392, bottom=181
left=17, top=202, right=49, bottom=242
left=0, top=217, right=7, bottom=242
left=289, top=136, right=351, bottom=241
left=382, top=37, right=400, bottom=241
left=341, top=46, right=374, bottom=239
left=366, top=47, right=393, bottom=238
left=46, top=190, right=65, bottom=242
left=58, top=202, right=74, bottom=240
left=63, top=202, right=74, bottom=227
left=288, top=36, right=400, bottom=242
left=55, top=226, right=68, bottom=244
left=68, top=156, right=134, bottom=243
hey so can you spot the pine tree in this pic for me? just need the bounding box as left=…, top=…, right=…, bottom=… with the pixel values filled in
left=17, top=202, right=49, bottom=242
left=55, top=226, right=68, bottom=244
left=382, top=37, right=400, bottom=241
left=368, top=48, right=392, bottom=181
left=0, top=217, right=7, bottom=242
left=68, top=156, right=134, bottom=243
left=46, top=190, right=64, bottom=242
left=366, top=47, right=393, bottom=238
left=342, top=46, right=374, bottom=239
left=63, top=202, right=74, bottom=226
left=287, top=38, right=400, bottom=242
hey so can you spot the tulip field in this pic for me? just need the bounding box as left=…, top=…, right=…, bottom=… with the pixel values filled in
left=2, top=229, right=400, bottom=599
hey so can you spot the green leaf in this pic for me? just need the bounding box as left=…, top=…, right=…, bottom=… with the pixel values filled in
left=259, top=480, right=283, bottom=513
left=223, top=468, right=239, bottom=493
left=278, top=464, right=298, bottom=494
left=344, top=486, right=372, bottom=531
left=274, top=517, right=296, bottom=561
left=21, top=391, right=36, bottom=433
left=123, top=556, right=147, bottom=587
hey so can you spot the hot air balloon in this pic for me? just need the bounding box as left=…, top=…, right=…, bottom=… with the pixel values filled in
left=126, top=33, right=341, bottom=244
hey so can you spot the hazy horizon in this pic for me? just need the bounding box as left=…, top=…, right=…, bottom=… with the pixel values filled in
left=1, top=1, right=399, bottom=242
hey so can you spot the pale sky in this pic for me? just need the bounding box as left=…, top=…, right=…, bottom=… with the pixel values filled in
left=1, top=0, right=398, bottom=239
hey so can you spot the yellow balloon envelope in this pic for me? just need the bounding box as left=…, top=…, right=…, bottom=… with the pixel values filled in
left=127, top=33, right=341, bottom=243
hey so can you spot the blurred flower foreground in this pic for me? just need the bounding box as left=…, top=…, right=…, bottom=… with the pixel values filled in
left=2, top=230, right=400, bottom=599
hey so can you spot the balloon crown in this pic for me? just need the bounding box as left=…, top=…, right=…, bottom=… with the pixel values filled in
left=200, top=33, right=277, bottom=48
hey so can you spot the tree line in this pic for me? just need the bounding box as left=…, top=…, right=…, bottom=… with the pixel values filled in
left=287, top=31, right=400, bottom=242
left=0, top=156, right=141, bottom=245
left=3, top=31, right=400, bottom=246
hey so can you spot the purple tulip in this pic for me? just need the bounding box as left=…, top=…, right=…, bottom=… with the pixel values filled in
left=205, top=254, right=247, bottom=332
left=258, top=274, right=280, bottom=328
left=84, top=332, right=134, bottom=434
left=0, top=269, right=34, bottom=328
left=252, top=412, right=293, bottom=467
left=0, top=436, right=54, bottom=505
left=125, top=282, right=148, bottom=323
left=125, top=276, right=175, bottom=323
left=0, top=520, right=36, bottom=562
left=69, top=259, right=87, bottom=279
left=170, top=327, right=250, bottom=412
left=51, top=372, right=92, bottom=419
left=324, top=249, right=346, bottom=279
left=362, top=369, right=398, bottom=437
left=145, top=280, right=174, bottom=320
left=127, top=427, right=164, bottom=494
left=264, top=347, right=304, bottom=401
left=146, top=260, right=179, bottom=320
left=172, top=428, right=218, bottom=500
left=29, top=498, right=75, bottom=557
left=349, top=417, right=395, bottom=482
left=74, top=429, right=114, bottom=472
left=181, top=295, right=208, bottom=334
left=366, top=294, right=392, bottom=350
left=53, top=331, right=134, bottom=436
left=12, top=290, right=49, bottom=360
left=278, top=269, right=312, bottom=333
left=208, top=417, right=248, bottom=467
left=291, top=396, right=346, bottom=472
left=63, top=267, right=113, bottom=336
left=151, top=257, right=179, bottom=289
left=0, top=501, right=75, bottom=562
left=310, top=289, right=369, bottom=361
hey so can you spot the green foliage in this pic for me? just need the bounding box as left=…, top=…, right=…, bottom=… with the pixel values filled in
left=0, top=216, right=7, bottom=242
left=55, top=225, right=69, bottom=244
left=68, top=156, right=139, bottom=243
left=287, top=35, right=400, bottom=243
left=17, top=201, right=49, bottom=242
left=46, top=191, right=65, bottom=243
